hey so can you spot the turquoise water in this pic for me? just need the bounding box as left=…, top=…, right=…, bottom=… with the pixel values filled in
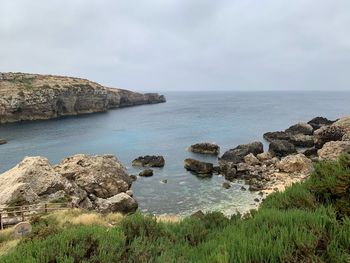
left=1, top=91, right=350, bottom=215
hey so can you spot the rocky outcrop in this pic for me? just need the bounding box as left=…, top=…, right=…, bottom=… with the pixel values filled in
left=285, top=122, right=313, bottom=135
left=220, top=142, right=264, bottom=164
left=0, top=72, right=165, bottom=124
left=184, top=158, right=213, bottom=176
left=0, top=154, right=138, bottom=213
left=307, top=117, right=335, bottom=130
left=188, top=143, right=220, bottom=155
left=132, top=155, right=165, bottom=168
left=318, top=141, right=350, bottom=160
left=314, top=126, right=345, bottom=148
left=268, top=140, right=297, bottom=157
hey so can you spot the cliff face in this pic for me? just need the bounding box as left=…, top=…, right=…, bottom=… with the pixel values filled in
left=0, top=72, right=166, bottom=123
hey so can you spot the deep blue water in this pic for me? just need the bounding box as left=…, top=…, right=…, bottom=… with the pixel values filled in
left=1, top=91, right=350, bottom=215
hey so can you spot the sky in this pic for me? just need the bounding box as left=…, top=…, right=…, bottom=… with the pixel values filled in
left=0, top=0, right=349, bottom=92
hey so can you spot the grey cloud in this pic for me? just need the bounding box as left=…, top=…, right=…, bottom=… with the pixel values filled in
left=0, top=0, right=349, bottom=91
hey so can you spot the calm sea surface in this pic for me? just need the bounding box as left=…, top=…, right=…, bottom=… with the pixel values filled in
left=1, top=91, right=350, bottom=215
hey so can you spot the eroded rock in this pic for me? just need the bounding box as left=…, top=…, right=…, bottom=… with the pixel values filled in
left=268, top=140, right=297, bottom=157
left=184, top=158, right=213, bottom=175
left=188, top=143, right=220, bottom=155
left=132, top=155, right=165, bottom=167
left=277, top=154, right=312, bottom=174
left=318, top=141, right=350, bottom=160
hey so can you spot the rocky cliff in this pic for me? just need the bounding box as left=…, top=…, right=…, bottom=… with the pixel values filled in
left=0, top=72, right=166, bottom=123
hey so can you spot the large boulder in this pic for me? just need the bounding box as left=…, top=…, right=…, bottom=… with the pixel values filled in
left=188, top=143, right=220, bottom=155
left=95, top=193, right=138, bottom=213
left=277, top=154, right=312, bottom=174
left=0, top=157, right=76, bottom=206
left=285, top=122, right=313, bottom=135
left=318, top=141, right=350, bottom=160
left=307, top=117, right=335, bottom=130
left=220, top=141, right=264, bottom=164
left=55, top=154, right=132, bottom=199
left=0, top=154, right=138, bottom=214
left=184, top=158, right=213, bottom=175
left=132, top=155, right=165, bottom=167
left=268, top=140, right=297, bottom=157
left=314, top=126, right=346, bottom=149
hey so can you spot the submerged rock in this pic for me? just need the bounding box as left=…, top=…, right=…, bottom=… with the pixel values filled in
left=0, top=139, right=7, bottom=145
left=268, top=140, right=297, bottom=157
left=188, top=142, right=220, bottom=155
left=222, top=182, right=231, bottom=189
left=184, top=158, right=213, bottom=175
left=139, top=169, right=154, bottom=177
left=132, top=155, right=165, bottom=167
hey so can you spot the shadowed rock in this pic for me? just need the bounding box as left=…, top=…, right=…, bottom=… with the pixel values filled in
left=268, top=140, right=297, bottom=157
left=188, top=143, right=220, bottom=155
left=184, top=158, right=213, bottom=176
left=132, top=155, right=165, bottom=167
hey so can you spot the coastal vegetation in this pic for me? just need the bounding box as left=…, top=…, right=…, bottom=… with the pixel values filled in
left=1, top=155, right=349, bottom=262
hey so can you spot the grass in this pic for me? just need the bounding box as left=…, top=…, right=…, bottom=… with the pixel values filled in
left=1, top=155, right=349, bottom=262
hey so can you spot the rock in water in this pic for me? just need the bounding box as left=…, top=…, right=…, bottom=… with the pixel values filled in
left=139, top=169, right=154, bottom=177
left=285, top=122, right=313, bottom=135
left=277, top=154, right=312, bottom=174
left=268, top=140, right=297, bottom=157
left=222, top=182, right=231, bottom=189
left=0, top=139, right=7, bottom=145
left=0, top=72, right=165, bottom=124
left=132, top=155, right=165, bottom=167
left=318, top=141, right=350, bottom=160
left=220, top=141, right=264, bottom=164
left=188, top=143, right=220, bottom=155
left=184, top=158, right=213, bottom=175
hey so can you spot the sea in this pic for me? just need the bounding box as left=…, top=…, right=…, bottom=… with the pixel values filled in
left=1, top=91, right=350, bottom=216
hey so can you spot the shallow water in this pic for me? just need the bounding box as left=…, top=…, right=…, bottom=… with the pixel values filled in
left=1, top=91, right=350, bottom=215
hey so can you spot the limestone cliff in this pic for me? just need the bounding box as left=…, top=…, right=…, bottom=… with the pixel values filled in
left=0, top=72, right=166, bottom=123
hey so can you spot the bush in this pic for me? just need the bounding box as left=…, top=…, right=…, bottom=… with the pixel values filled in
left=1, top=225, right=126, bottom=263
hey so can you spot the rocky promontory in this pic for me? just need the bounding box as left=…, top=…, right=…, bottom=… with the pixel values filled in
left=0, top=72, right=166, bottom=123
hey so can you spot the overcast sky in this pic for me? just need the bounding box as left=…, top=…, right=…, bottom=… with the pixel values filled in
left=0, top=1, right=349, bottom=92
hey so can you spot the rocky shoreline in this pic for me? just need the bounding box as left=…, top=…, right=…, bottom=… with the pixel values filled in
left=0, top=115, right=349, bottom=215
left=0, top=72, right=166, bottom=124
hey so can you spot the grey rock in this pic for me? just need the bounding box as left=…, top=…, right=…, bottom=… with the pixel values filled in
left=184, top=158, right=213, bottom=175
left=188, top=142, right=220, bottom=155
left=268, top=140, right=297, bottom=157
left=132, top=155, right=165, bottom=167
left=220, top=141, right=264, bottom=164
left=285, top=122, right=313, bottom=135
left=308, top=117, right=336, bottom=130
left=139, top=169, right=154, bottom=177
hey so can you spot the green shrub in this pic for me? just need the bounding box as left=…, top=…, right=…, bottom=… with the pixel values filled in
left=1, top=225, right=125, bottom=263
